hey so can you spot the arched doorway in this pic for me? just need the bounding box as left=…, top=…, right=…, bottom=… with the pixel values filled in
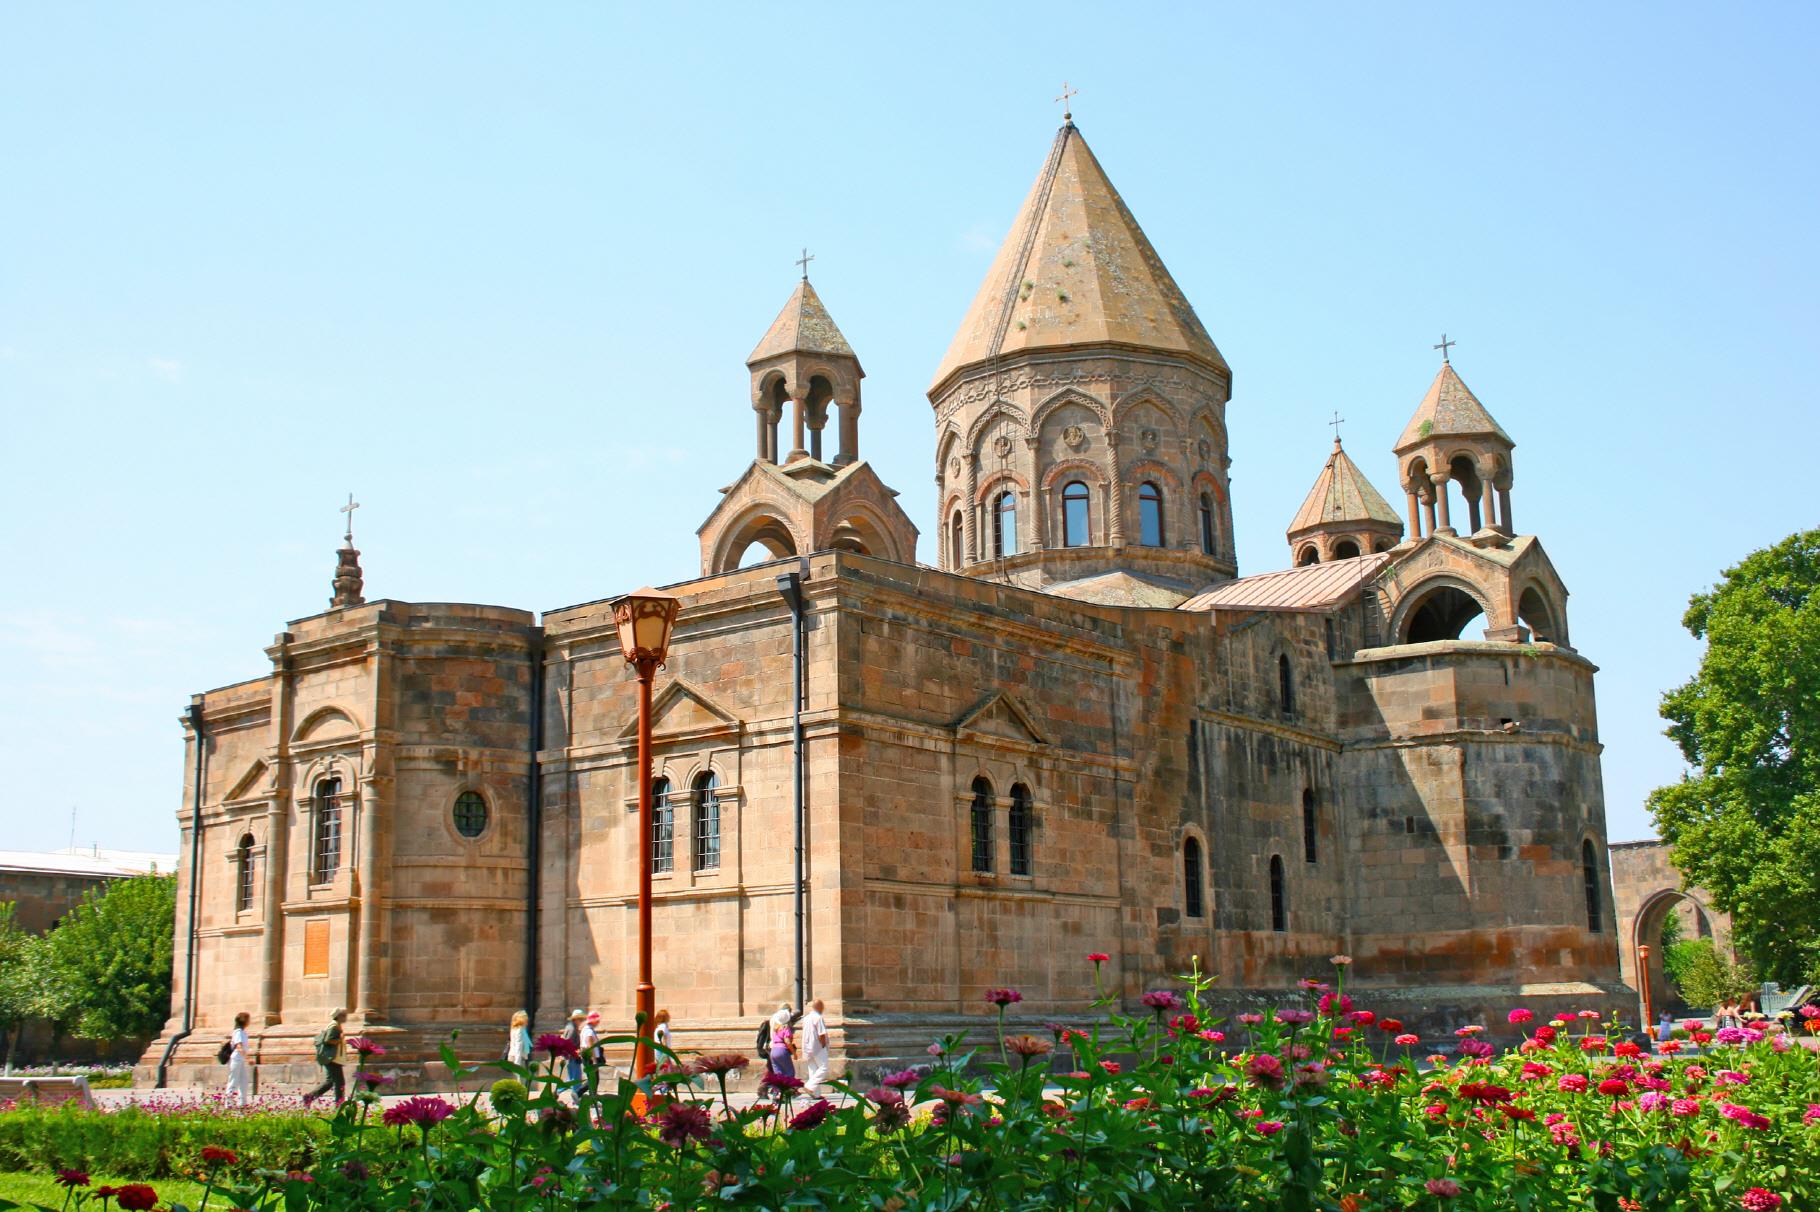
left=1630, top=888, right=1722, bottom=1018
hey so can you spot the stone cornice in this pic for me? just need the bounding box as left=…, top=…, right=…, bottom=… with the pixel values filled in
left=1197, top=708, right=1343, bottom=753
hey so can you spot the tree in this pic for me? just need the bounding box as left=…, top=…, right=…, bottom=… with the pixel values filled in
left=1666, top=939, right=1758, bottom=1010
left=1650, top=528, right=1820, bottom=986
left=41, top=874, right=176, bottom=1044
left=0, top=903, right=31, bottom=1073
left=1659, top=907, right=1684, bottom=950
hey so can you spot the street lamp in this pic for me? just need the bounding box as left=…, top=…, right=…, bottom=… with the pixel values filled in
left=611, top=586, right=682, bottom=1082
left=1638, top=942, right=1655, bottom=1040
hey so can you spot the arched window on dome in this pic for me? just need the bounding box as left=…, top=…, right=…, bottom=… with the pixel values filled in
left=1061, top=481, right=1091, bottom=548
left=970, top=777, right=994, bottom=873
left=950, top=512, right=964, bottom=569
left=1138, top=482, right=1165, bottom=547
left=992, top=492, right=1018, bottom=558
left=1183, top=837, right=1204, bottom=919
left=1297, top=545, right=1320, bottom=567
left=1333, top=539, right=1361, bottom=560
left=1582, top=839, right=1602, bottom=933
left=1198, top=493, right=1216, bottom=555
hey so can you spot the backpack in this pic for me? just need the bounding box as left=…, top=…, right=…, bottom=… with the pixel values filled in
left=755, top=1020, right=771, bottom=1055
left=215, top=1038, right=233, bottom=1065
left=314, top=1024, right=339, bottom=1066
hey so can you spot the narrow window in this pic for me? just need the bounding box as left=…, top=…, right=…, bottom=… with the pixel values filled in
left=950, top=512, right=965, bottom=569
left=1138, top=482, right=1165, bottom=546
left=1061, top=480, right=1091, bottom=547
left=1324, top=618, right=1337, bottom=660
left=651, top=776, right=673, bottom=874
left=970, top=776, right=994, bottom=873
left=1269, top=855, right=1287, bottom=932
left=1582, top=839, right=1602, bottom=933
left=1008, top=784, right=1033, bottom=876
left=235, top=834, right=256, bottom=913
left=1302, top=789, right=1318, bottom=864
left=1278, top=654, right=1295, bottom=715
left=992, top=492, right=1019, bottom=557
left=311, top=778, right=342, bottom=883
left=1198, top=493, right=1216, bottom=555
left=1184, top=837, right=1204, bottom=918
left=692, top=771, right=721, bottom=872
left=453, top=790, right=488, bottom=838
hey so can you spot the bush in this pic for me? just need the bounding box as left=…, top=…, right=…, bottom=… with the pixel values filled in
left=1671, top=939, right=1759, bottom=1008
left=0, top=1099, right=329, bottom=1179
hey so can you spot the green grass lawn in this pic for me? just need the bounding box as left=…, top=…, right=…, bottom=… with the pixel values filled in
left=0, top=1170, right=209, bottom=1208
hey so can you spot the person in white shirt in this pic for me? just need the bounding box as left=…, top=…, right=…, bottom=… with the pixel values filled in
left=225, top=1011, right=253, bottom=1105
left=801, top=998, right=830, bottom=1092
left=580, top=1012, right=601, bottom=1096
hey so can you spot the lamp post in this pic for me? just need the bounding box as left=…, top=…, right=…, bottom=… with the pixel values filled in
left=1638, top=943, right=1655, bottom=1039
left=610, top=586, right=682, bottom=1082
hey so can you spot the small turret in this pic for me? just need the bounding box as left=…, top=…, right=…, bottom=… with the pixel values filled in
left=330, top=494, right=365, bottom=609
left=746, top=271, right=863, bottom=466
left=1286, top=438, right=1403, bottom=565
left=1394, top=358, right=1516, bottom=541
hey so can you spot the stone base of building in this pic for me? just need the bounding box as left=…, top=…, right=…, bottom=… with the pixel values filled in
left=136, top=981, right=1634, bottom=1095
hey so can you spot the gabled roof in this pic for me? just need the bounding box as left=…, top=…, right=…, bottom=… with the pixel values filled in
left=747, top=279, right=857, bottom=365
left=929, top=122, right=1226, bottom=395
left=1288, top=440, right=1403, bottom=535
left=1396, top=362, right=1511, bottom=451
left=1179, top=551, right=1395, bottom=613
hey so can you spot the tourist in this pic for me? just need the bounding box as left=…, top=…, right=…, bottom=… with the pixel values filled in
left=801, top=998, right=830, bottom=1092
left=224, top=1011, right=253, bottom=1105
left=506, top=1010, right=532, bottom=1067
left=767, top=1004, right=797, bottom=1078
left=652, top=1007, right=672, bottom=1056
left=562, top=1009, right=586, bottom=1094
left=1656, top=1010, right=1675, bottom=1043
left=302, top=1008, right=348, bottom=1107
left=581, top=1011, right=602, bottom=1096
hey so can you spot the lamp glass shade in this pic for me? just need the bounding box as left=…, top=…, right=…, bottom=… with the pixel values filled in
left=611, top=588, right=681, bottom=664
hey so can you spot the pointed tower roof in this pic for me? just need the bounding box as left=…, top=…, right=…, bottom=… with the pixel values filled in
left=1395, top=362, right=1511, bottom=451
left=1289, top=439, right=1403, bottom=533
left=929, top=122, right=1226, bottom=394
left=747, top=278, right=857, bottom=366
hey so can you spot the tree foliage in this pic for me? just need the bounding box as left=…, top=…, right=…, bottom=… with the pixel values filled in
left=1650, top=529, right=1820, bottom=985
left=1664, top=939, right=1759, bottom=1009
left=41, top=874, right=176, bottom=1043
left=0, top=903, right=32, bottom=1068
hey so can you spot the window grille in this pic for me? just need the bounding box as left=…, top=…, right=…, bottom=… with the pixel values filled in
left=693, top=772, right=721, bottom=872
left=312, top=778, right=342, bottom=883
left=651, top=777, right=673, bottom=874
left=235, top=835, right=256, bottom=912
left=1184, top=837, right=1204, bottom=918
left=970, top=777, right=994, bottom=873
left=993, top=493, right=1018, bottom=558
left=1008, top=784, right=1033, bottom=876
left=453, top=791, right=488, bottom=838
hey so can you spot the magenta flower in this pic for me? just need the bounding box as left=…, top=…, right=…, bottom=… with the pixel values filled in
left=1425, top=1178, right=1461, bottom=1198
left=1086, top=952, right=1109, bottom=963
left=1276, top=1008, right=1314, bottom=1026
left=1255, top=1119, right=1285, bottom=1136
left=1508, top=1008, right=1534, bottom=1025
left=1719, top=1102, right=1771, bottom=1131
left=382, top=1096, right=454, bottom=1127
left=535, top=1033, right=579, bottom=1060
left=881, top=1068, right=921, bottom=1089
left=654, top=1101, right=712, bottom=1147
left=1557, top=1074, right=1589, bottom=1093
left=788, top=1099, right=836, bottom=1130
left=1140, top=990, right=1182, bottom=1012
left=344, top=1036, right=385, bottom=1057
left=985, top=988, right=1023, bottom=1007
left=1738, top=1189, right=1783, bottom=1210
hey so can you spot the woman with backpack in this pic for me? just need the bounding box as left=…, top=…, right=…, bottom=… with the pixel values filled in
left=222, top=1011, right=253, bottom=1105
left=766, top=1004, right=797, bottom=1078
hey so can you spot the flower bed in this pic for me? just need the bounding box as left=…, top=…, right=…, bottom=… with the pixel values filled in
left=6, top=961, right=1817, bottom=1210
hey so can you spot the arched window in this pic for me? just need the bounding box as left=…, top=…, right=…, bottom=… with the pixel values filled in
left=1008, top=784, right=1033, bottom=876
left=692, top=771, right=721, bottom=872
left=992, top=492, right=1018, bottom=558
left=1324, top=618, right=1337, bottom=660
left=1297, top=545, right=1320, bottom=567
left=1582, top=839, right=1602, bottom=933
left=1269, top=855, right=1287, bottom=932
left=235, top=834, right=256, bottom=913
left=1198, top=493, right=1216, bottom=555
left=1302, top=789, right=1318, bottom=864
left=1278, top=654, right=1295, bottom=716
left=1138, top=482, right=1165, bottom=546
left=1061, top=481, right=1091, bottom=548
left=311, top=777, right=342, bottom=883
left=950, top=512, right=965, bottom=569
left=1183, top=837, right=1204, bottom=918
left=1333, top=539, right=1361, bottom=560
left=651, top=776, right=674, bottom=874
left=970, top=777, right=994, bottom=873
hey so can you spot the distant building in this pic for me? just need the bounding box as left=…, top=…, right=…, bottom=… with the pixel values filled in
left=0, top=848, right=175, bottom=934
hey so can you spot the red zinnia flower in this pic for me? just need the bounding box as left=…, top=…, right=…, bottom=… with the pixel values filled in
left=55, top=1170, right=89, bottom=1187
left=655, top=1101, right=713, bottom=1147
left=1086, top=952, right=1109, bottom=963
left=1597, top=1078, right=1629, bottom=1097
left=689, top=1052, right=751, bottom=1076
left=535, top=1033, right=579, bottom=1060
left=382, top=1096, right=455, bottom=1127
left=115, top=1185, right=160, bottom=1211
left=1378, top=1018, right=1404, bottom=1033
left=1738, top=1189, right=1783, bottom=1210
left=1425, top=1178, right=1461, bottom=1198
left=200, top=1145, right=239, bottom=1165
left=985, top=988, right=1023, bottom=1007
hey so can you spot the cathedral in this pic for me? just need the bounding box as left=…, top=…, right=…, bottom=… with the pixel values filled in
left=142, top=119, right=1623, bottom=1089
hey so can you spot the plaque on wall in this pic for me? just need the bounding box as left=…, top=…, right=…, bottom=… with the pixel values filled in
left=303, top=919, right=330, bottom=977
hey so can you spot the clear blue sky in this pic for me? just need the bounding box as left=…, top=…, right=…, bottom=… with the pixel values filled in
left=3, top=4, right=1814, bottom=854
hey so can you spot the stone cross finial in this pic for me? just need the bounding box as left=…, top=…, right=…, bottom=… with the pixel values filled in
left=1055, top=81, right=1078, bottom=122
left=340, top=492, right=361, bottom=544
left=1434, top=333, right=1456, bottom=363
left=796, top=248, right=814, bottom=280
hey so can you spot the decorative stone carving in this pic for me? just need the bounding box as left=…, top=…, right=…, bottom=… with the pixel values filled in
left=1140, top=427, right=1159, bottom=452
left=1197, top=438, right=1211, bottom=463
left=948, top=457, right=961, bottom=479
left=992, top=435, right=1013, bottom=459
left=1062, top=424, right=1088, bottom=452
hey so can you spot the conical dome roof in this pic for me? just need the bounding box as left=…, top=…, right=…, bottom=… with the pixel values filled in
left=1288, top=439, right=1403, bottom=535
left=748, top=279, right=858, bottom=366
left=929, top=123, right=1226, bottom=395
left=1395, top=362, right=1510, bottom=450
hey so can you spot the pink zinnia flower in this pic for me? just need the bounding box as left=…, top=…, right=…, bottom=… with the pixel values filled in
left=788, top=1099, right=835, bottom=1131
left=1245, top=1053, right=1285, bottom=1089
left=985, top=988, right=1022, bottom=1007
left=1738, top=1189, right=1782, bottom=1210
left=1395, top=1033, right=1420, bottom=1046
left=382, top=1096, right=454, bottom=1127
left=535, top=1033, right=578, bottom=1060
left=1141, top=990, right=1182, bottom=1011
left=1425, top=1178, right=1461, bottom=1197
left=1557, top=1074, right=1589, bottom=1093
left=1086, top=952, right=1109, bottom=963
left=1276, top=1008, right=1314, bottom=1026
left=655, top=1101, right=712, bottom=1147
left=1508, top=1008, right=1534, bottom=1025
left=1255, top=1119, right=1285, bottom=1135
left=1719, top=1102, right=1770, bottom=1131
left=1671, top=1098, right=1701, bottom=1117
left=1596, top=1078, right=1629, bottom=1097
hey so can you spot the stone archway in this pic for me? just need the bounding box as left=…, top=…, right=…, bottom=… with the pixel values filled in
left=1607, top=839, right=1734, bottom=1016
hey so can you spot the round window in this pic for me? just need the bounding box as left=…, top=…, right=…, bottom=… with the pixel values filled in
left=453, top=791, right=488, bottom=839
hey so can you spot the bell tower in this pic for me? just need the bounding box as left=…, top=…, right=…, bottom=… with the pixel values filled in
left=927, top=120, right=1236, bottom=604
left=747, top=270, right=863, bottom=467
left=1394, top=357, right=1516, bottom=541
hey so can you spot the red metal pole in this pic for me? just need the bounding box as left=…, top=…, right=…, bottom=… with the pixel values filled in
left=1638, top=943, right=1654, bottom=1039
left=634, top=658, right=657, bottom=1080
